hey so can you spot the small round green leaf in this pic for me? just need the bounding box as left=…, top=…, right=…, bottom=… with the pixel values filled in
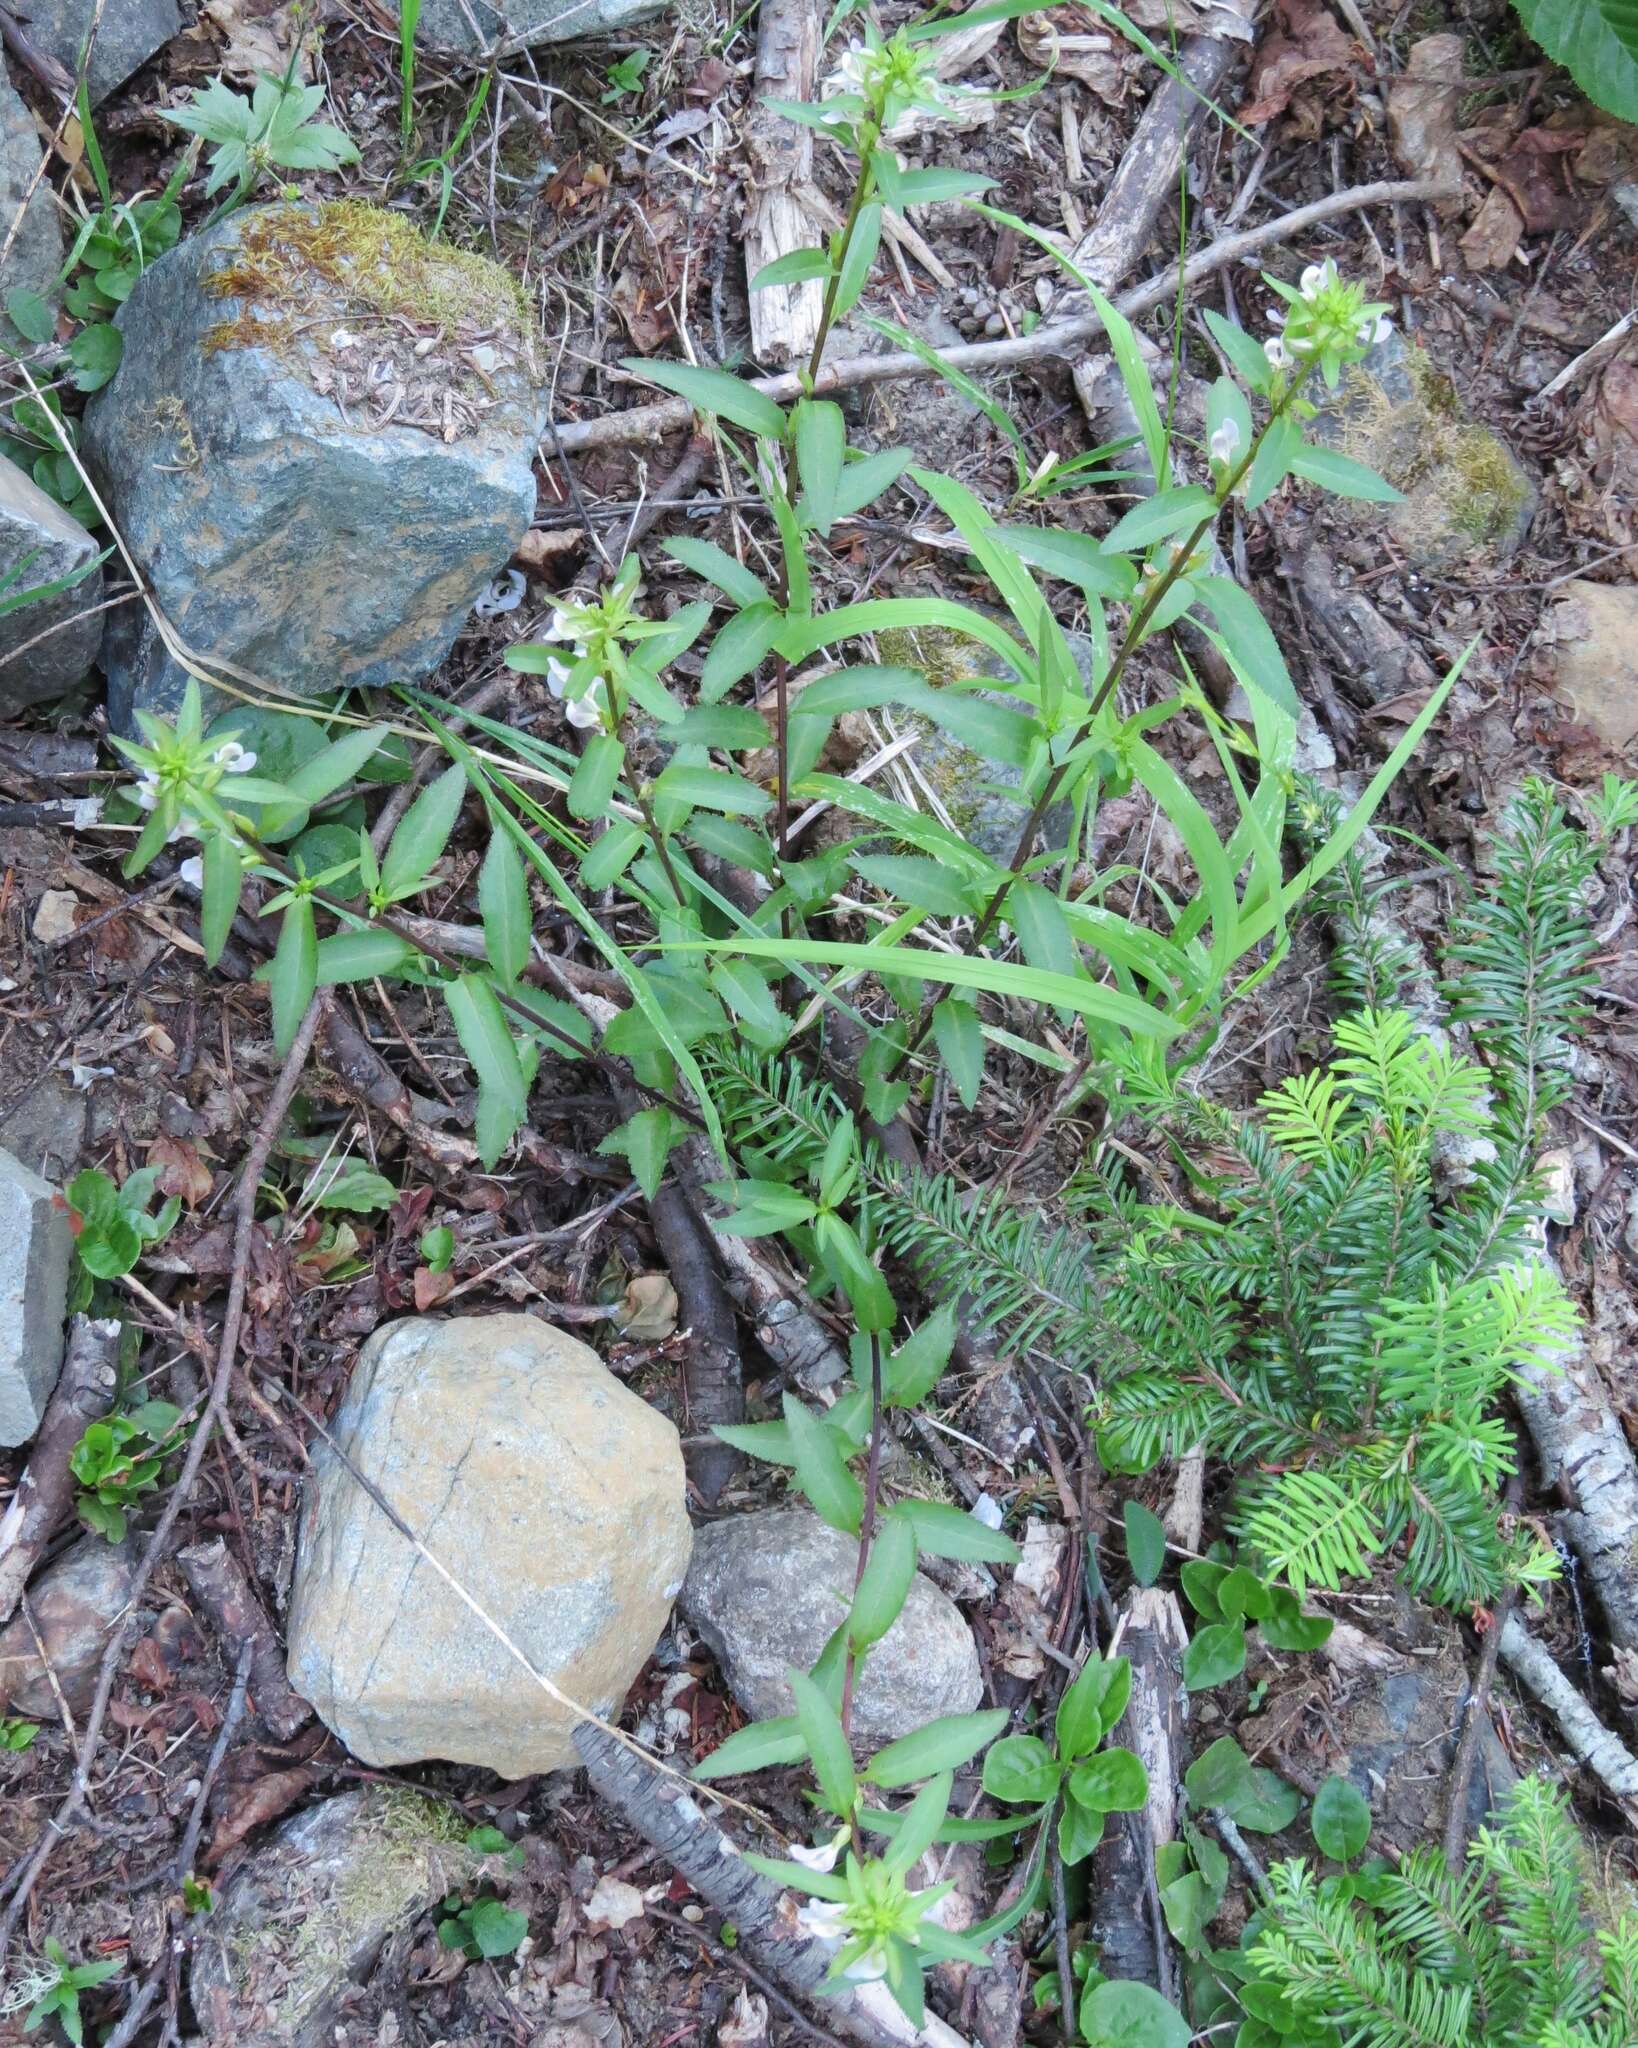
left=1311, top=1775, right=1371, bottom=1864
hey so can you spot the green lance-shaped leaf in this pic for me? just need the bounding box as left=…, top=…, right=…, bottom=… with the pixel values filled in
left=783, top=1392, right=864, bottom=1535
left=443, top=972, right=527, bottom=1169
left=788, top=1666, right=857, bottom=1820
left=623, top=357, right=789, bottom=439
left=478, top=829, right=531, bottom=984
left=848, top=1512, right=918, bottom=1650
left=268, top=895, right=317, bottom=1055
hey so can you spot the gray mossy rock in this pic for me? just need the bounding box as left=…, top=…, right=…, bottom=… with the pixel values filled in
left=0, top=455, right=106, bottom=707
left=680, top=1508, right=982, bottom=1748
left=1312, top=330, right=1536, bottom=567
left=413, top=0, right=663, bottom=56
left=0, top=1142, right=71, bottom=1445
left=82, top=200, right=546, bottom=733
left=190, top=1786, right=473, bottom=2048
left=1, top=64, right=61, bottom=326
left=286, top=1312, right=692, bottom=1777
left=11, top=0, right=184, bottom=105
left=874, top=622, right=1075, bottom=866
left=0, top=1537, right=134, bottom=1715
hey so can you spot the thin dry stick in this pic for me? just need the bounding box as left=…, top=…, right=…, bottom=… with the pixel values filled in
left=0, top=995, right=327, bottom=1964
left=549, top=178, right=1460, bottom=454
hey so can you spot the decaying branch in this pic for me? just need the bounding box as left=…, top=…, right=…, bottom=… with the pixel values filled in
left=744, top=0, right=825, bottom=364
left=0, top=1317, right=120, bottom=1628
left=552, top=179, right=1459, bottom=455
left=1498, top=1615, right=1638, bottom=1814
left=177, top=1536, right=313, bottom=1741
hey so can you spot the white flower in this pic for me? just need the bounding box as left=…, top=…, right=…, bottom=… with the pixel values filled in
left=213, top=740, right=257, bottom=773
left=178, top=856, right=204, bottom=891
left=822, top=37, right=868, bottom=97
left=134, top=772, right=160, bottom=811
left=544, top=606, right=588, bottom=645
left=564, top=686, right=606, bottom=731
left=1209, top=419, right=1242, bottom=467
left=542, top=656, right=576, bottom=698
left=1264, top=335, right=1294, bottom=372
left=1357, top=312, right=1392, bottom=347
left=1299, top=260, right=1336, bottom=301
left=840, top=1948, right=890, bottom=1985
left=790, top=1833, right=847, bottom=1874
left=795, top=1899, right=848, bottom=1942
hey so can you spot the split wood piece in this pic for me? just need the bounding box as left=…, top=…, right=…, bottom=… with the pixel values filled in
left=320, top=1003, right=480, bottom=1174
left=1290, top=544, right=1439, bottom=709
left=572, top=1722, right=972, bottom=2048
left=553, top=178, right=1459, bottom=455
left=0, top=1317, right=120, bottom=1628
left=1065, top=0, right=1257, bottom=294
left=1497, top=1614, right=1638, bottom=1815
left=1512, top=1257, right=1638, bottom=1656
left=745, top=0, right=825, bottom=365
left=176, top=1535, right=312, bottom=1741
left=1089, top=1585, right=1187, bottom=1998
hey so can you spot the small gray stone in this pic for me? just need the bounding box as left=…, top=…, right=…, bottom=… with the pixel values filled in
left=191, top=1786, right=472, bottom=2048
left=1, top=64, right=62, bottom=325
left=413, top=0, right=663, bottom=55
left=0, top=1143, right=71, bottom=1446
left=286, top=1313, right=692, bottom=1777
left=82, top=201, right=547, bottom=732
left=680, top=1508, right=982, bottom=1749
left=11, top=0, right=183, bottom=106
left=0, top=454, right=106, bottom=707
left=0, top=1537, right=134, bottom=1715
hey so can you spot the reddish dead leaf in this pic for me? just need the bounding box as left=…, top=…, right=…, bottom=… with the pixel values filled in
left=128, top=1635, right=175, bottom=1695
left=413, top=1265, right=456, bottom=1311
left=148, top=1134, right=214, bottom=1207
left=513, top=527, right=584, bottom=576
left=205, top=1764, right=319, bottom=1867
left=1241, top=0, right=1360, bottom=127
left=687, top=55, right=733, bottom=97
left=1459, top=185, right=1523, bottom=270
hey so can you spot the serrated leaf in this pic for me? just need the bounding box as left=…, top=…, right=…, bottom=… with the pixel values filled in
left=891, top=1498, right=1018, bottom=1564
left=660, top=536, right=769, bottom=609
left=381, top=762, right=465, bottom=899
left=1103, top=484, right=1217, bottom=556
left=699, top=601, right=786, bottom=702
left=864, top=1708, right=1009, bottom=1788
left=569, top=732, right=624, bottom=821
left=314, top=926, right=416, bottom=985
left=851, top=853, right=975, bottom=918
left=444, top=973, right=526, bottom=1168
left=794, top=397, right=847, bottom=536
left=693, top=1714, right=807, bottom=1779
left=930, top=997, right=984, bottom=1109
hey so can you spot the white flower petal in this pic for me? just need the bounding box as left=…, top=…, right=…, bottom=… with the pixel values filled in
left=178, top=856, right=204, bottom=891
left=1209, top=420, right=1241, bottom=466
left=1264, top=336, right=1294, bottom=371
left=840, top=1948, right=890, bottom=1985
left=790, top=1836, right=845, bottom=1873
left=795, top=1900, right=848, bottom=1942
left=565, top=689, right=605, bottom=730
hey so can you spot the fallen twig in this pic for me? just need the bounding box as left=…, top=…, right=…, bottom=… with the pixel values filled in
left=549, top=179, right=1461, bottom=455
left=0, top=1317, right=120, bottom=1628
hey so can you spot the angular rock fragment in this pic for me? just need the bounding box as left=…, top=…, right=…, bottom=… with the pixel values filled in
left=0, top=455, right=105, bottom=707
left=0, top=1537, right=134, bottom=1715
left=83, top=200, right=545, bottom=730
left=190, top=1786, right=472, bottom=2048
left=0, top=1142, right=72, bottom=1444
left=286, top=1312, right=691, bottom=1777
left=11, top=0, right=183, bottom=106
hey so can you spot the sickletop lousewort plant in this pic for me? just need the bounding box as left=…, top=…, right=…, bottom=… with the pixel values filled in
left=111, top=13, right=1450, bottom=2032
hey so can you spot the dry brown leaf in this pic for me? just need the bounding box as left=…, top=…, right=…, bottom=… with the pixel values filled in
left=148, top=1134, right=215, bottom=1207
left=1241, top=0, right=1360, bottom=128
left=169, top=0, right=310, bottom=82
left=1459, top=184, right=1523, bottom=270
left=413, top=1264, right=456, bottom=1311
left=513, top=528, right=584, bottom=575
left=1386, top=34, right=1463, bottom=205
left=205, top=1764, right=319, bottom=1867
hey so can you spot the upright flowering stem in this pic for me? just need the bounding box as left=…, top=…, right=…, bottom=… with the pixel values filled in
left=838, top=1332, right=886, bottom=1840
left=803, top=125, right=880, bottom=391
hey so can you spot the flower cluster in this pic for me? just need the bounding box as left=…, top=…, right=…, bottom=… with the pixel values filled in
left=787, top=1838, right=947, bottom=1990
left=519, top=556, right=659, bottom=734
left=820, top=25, right=953, bottom=135
left=113, top=687, right=278, bottom=872
left=1265, top=259, right=1393, bottom=386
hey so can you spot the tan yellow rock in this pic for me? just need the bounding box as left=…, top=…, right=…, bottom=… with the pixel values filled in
left=1540, top=581, right=1638, bottom=752
left=286, top=1313, right=691, bottom=1776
